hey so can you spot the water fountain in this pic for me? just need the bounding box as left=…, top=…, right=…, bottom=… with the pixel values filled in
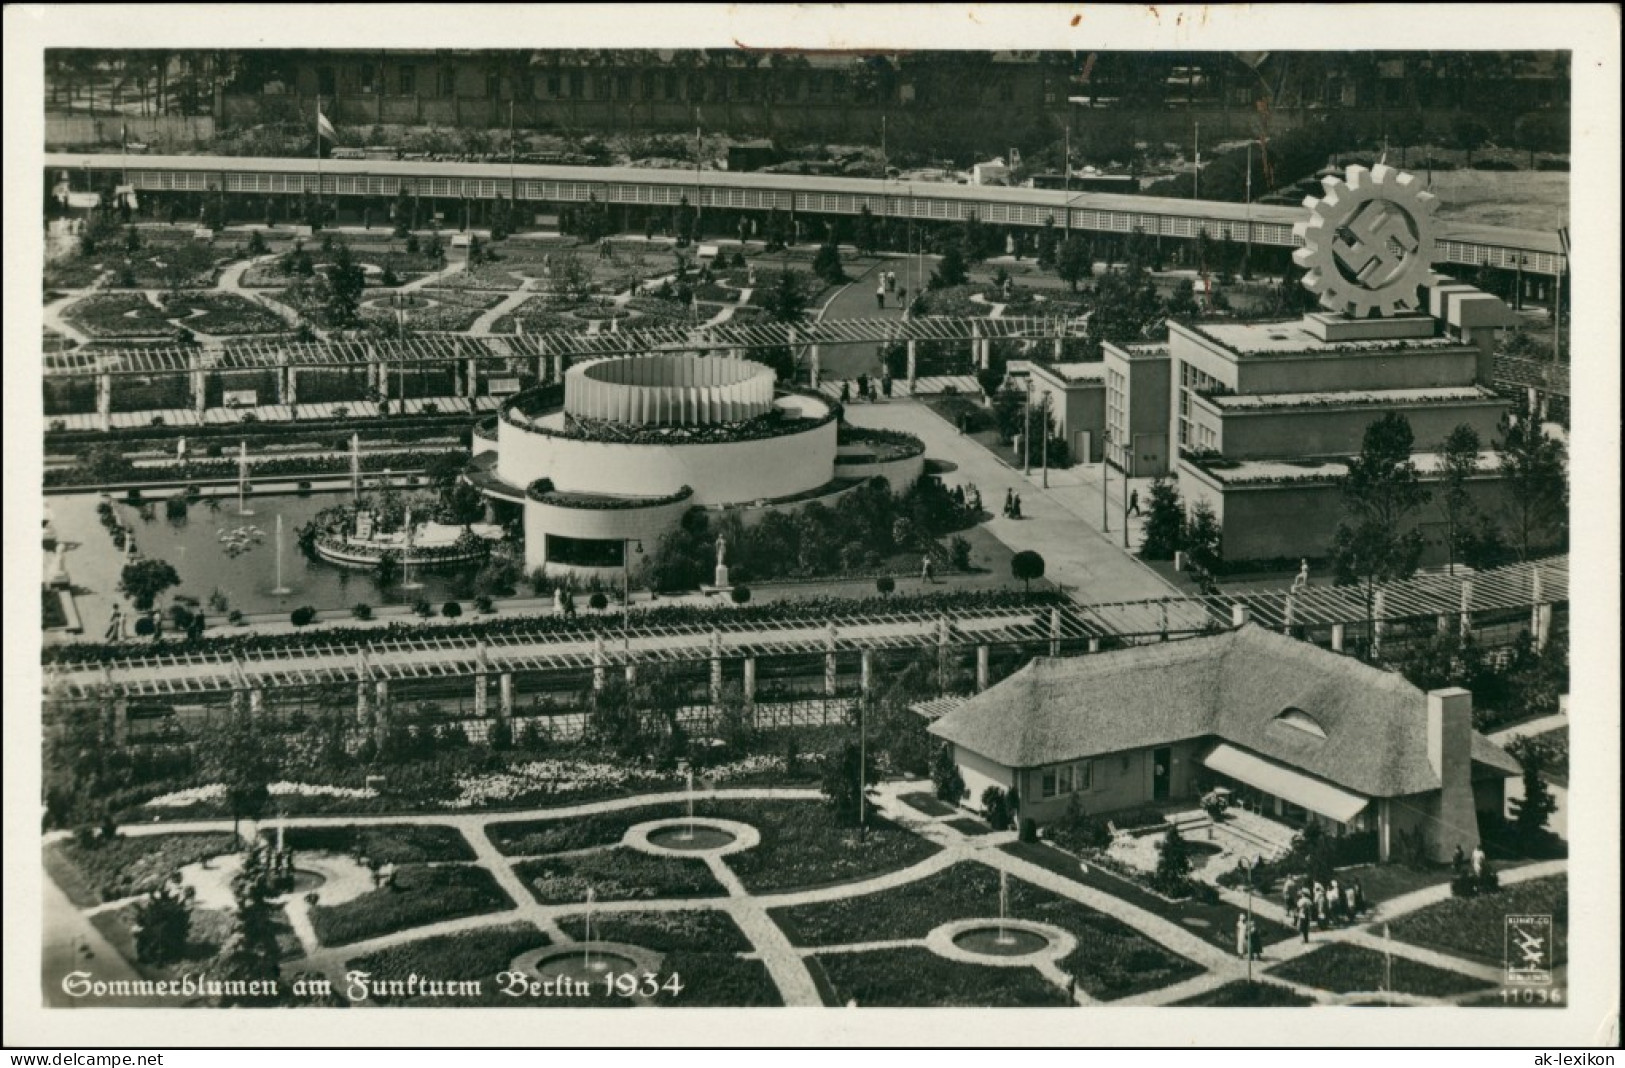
left=398, top=507, right=422, bottom=591
left=582, top=887, right=597, bottom=973
left=683, top=766, right=696, bottom=841
left=236, top=441, right=254, bottom=517
left=349, top=433, right=361, bottom=502
left=998, top=869, right=1012, bottom=945
left=270, top=514, right=292, bottom=595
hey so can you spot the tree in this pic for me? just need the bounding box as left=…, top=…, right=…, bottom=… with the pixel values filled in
left=214, top=843, right=283, bottom=1005
left=1496, top=402, right=1568, bottom=560
left=1508, top=753, right=1558, bottom=848
left=811, top=241, right=845, bottom=285
left=323, top=243, right=366, bottom=328
left=133, top=882, right=192, bottom=966
left=1152, top=824, right=1194, bottom=896
left=1438, top=424, right=1482, bottom=575
left=929, top=245, right=968, bottom=290
left=713, top=682, right=755, bottom=752
left=118, top=559, right=181, bottom=612
left=765, top=270, right=809, bottom=323
left=440, top=481, right=486, bottom=532
left=854, top=205, right=876, bottom=255
left=980, top=785, right=1013, bottom=831
left=1331, top=414, right=1431, bottom=635
left=820, top=739, right=876, bottom=827
left=1056, top=235, right=1092, bottom=292
left=1011, top=550, right=1046, bottom=592
left=206, top=718, right=272, bottom=844
left=931, top=745, right=965, bottom=804
left=1139, top=476, right=1184, bottom=560
left=875, top=575, right=896, bottom=597
left=1183, top=502, right=1223, bottom=573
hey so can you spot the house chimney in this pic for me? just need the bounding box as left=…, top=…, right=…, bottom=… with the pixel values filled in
left=1426, top=687, right=1479, bottom=861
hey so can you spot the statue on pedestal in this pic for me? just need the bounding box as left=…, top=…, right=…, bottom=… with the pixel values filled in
left=714, top=535, right=730, bottom=589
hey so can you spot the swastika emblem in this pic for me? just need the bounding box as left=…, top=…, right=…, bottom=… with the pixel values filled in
left=1292, top=164, right=1440, bottom=319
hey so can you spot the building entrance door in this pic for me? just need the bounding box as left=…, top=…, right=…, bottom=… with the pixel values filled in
left=1152, top=746, right=1172, bottom=801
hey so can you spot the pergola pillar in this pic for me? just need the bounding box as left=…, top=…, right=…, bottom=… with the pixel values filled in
left=593, top=635, right=606, bottom=691
left=374, top=679, right=391, bottom=741
left=1331, top=623, right=1346, bottom=653
left=975, top=645, right=990, bottom=692
left=742, top=657, right=757, bottom=709
left=906, top=339, right=917, bottom=388
left=97, top=372, right=112, bottom=431
left=466, top=358, right=480, bottom=400
left=709, top=630, right=723, bottom=705
left=190, top=352, right=207, bottom=416
left=625, top=662, right=637, bottom=687
left=552, top=352, right=564, bottom=383
left=498, top=673, right=513, bottom=721
left=107, top=692, right=129, bottom=747
left=823, top=623, right=838, bottom=697
left=1459, top=579, right=1474, bottom=639
left=1049, top=608, right=1062, bottom=656
left=1282, top=594, right=1296, bottom=632
left=1530, top=568, right=1544, bottom=639
left=810, top=346, right=821, bottom=389
left=1231, top=604, right=1249, bottom=627
left=1088, top=636, right=1101, bottom=654
left=249, top=687, right=265, bottom=721
left=473, top=641, right=490, bottom=720
left=936, top=615, right=951, bottom=679
left=860, top=648, right=874, bottom=695
left=1372, top=591, right=1388, bottom=656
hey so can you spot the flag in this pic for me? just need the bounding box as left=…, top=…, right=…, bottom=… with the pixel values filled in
left=1556, top=227, right=1570, bottom=256
left=317, top=108, right=337, bottom=143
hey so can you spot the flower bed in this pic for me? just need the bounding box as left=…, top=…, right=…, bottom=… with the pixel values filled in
left=159, top=292, right=289, bottom=335
left=556, top=911, right=779, bottom=1006
left=359, top=290, right=502, bottom=332
left=490, top=296, right=590, bottom=335
left=708, top=800, right=942, bottom=894
left=488, top=803, right=692, bottom=856
left=308, top=864, right=512, bottom=947
left=63, top=293, right=177, bottom=338
left=810, top=946, right=1069, bottom=1007
left=143, top=781, right=380, bottom=810
left=268, top=824, right=475, bottom=864
left=771, top=861, right=1204, bottom=1001
left=342, top=923, right=549, bottom=1006
left=526, top=479, right=693, bottom=510
left=45, top=833, right=238, bottom=906
left=1387, top=875, right=1566, bottom=967
left=1265, top=942, right=1494, bottom=997
left=837, top=426, right=926, bottom=462
left=441, top=759, right=673, bottom=810
left=911, top=285, right=995, bottom=319
left=1172, top=980, right=1316, bottom=1007
left=44, top=448, right=465, bottom=489
left=570, top=304, right=632, bottom=321
left=428, top=265, right=525, bottom=291
left=513, top=848, right=726, bottom=904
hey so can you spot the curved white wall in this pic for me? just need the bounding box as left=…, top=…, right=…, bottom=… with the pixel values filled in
left=497, top=417, right=836, bottom=505
left=523, top=494, right=695, bottom=571
left=565, top=355, right=776, bottom=425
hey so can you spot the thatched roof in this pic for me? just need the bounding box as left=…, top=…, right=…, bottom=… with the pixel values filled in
left=927, top=625, right=1520, bottom=798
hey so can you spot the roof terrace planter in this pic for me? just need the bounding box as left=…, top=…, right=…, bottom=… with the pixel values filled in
left=1200, top=387, right=1501, bottom=412
left=525, top=479, right=695, bottom=511
left=836, top=426, right=926, bottom=463
left=500, top=386, right=836, bottom=446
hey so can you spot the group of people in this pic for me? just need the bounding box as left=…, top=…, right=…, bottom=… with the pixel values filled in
left=839, top=371, right=892, bottom=404
left=1284, top=875, right=1367, bottom=942
left=551, top=586, right=579, bottom=619
left=1234, top=914, right=1264, bottom=960
left=1002, top=487, right=1025, bottom=519
left=951, top=482, right=984, bottom=516
left=874, top=270, right=906, bottom=310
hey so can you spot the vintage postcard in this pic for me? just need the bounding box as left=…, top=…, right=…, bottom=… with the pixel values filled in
left=4, top=4, right=1618, bottom=1049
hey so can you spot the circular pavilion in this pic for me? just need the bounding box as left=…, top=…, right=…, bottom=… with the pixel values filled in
left=475, top=353, right=920, bottom=578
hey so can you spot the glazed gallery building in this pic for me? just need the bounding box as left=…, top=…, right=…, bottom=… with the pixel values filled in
left=470, top=353, right=923, bottom=577
left=926, top=625, right=1521, bottom=863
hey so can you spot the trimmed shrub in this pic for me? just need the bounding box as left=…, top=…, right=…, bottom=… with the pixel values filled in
left=351, top=602, right=374, bottom=621
left=290, top=605, right=318, bottom=627
left=442, top=601, right=463, bottom=619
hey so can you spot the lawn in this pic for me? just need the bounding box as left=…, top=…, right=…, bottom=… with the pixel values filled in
left=487, top=802, right=691, bottom=856
left=270, top=824, right=475, bottom=863
left=90, top=901, right=302, bottom=990
left=512, top=848, right=726, bottom=904
left=160, top=292, right=289, bottom=335
left=945, top=817, right=992, bottom=836
left=62, top=293, right=177, bottom=338
left=342, top=922, right=549, bottom=1007
left=1266, top=942, right=1494, bottom=998
left=772, top=860, right=1203, bottom=1002
left=705, top=799, right=942, bottom=894
left=46, top=833, right=238, bottom=906
left=1003, top=841, right=1296, bottom=956
left=897, top=792, right=956, bottom=817
left=555, top=910, right=780, bottom=1007
left=1326, top=862, right=1452, bottom=906
left=308, top=864, right=512, bottom=947
left=1171, top=980, right=1316, bottom=1007
left=1387, top=875, right=1566, bottom=968
left=489, top=296, right=590, bottom=335
left=427, top=264, right=526, bottom=291
left=809, top=947, right=1068, bottom=1007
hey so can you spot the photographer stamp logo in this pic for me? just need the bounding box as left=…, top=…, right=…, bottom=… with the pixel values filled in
left=1505, top=914, right=1554, bottom=985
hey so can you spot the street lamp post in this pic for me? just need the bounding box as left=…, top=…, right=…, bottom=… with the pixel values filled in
left=1242, top=856, right=1255, bottom=983
left=1023, top=378, right=1033, bottom=475
left=1100, top=429, right=1110, bottom=534
left=1040, top=394, right=1050, bottom=489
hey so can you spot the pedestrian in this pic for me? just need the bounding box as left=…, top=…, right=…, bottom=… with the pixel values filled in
left=553, top=587, right=564, bottom=614
left=856, top=373, right=869, bottom=401
left=1235, top=913, right=1249, bottom=958
left=1343, top=880, right=1359, bottom=919
left=1451, top=844, right=1467, bottom=876
left=921, top=555, right=934, bottom=584
left=1280, top=874, right=1298, bottom=907
left=840, top=380, right=850, bottom=404
left=1313, top=882, right=1328, bottom=929
left=1003, top=488, right=1014, bottom=518
left=1328, top=878, right=1343, bottom=924
left=1012, top=493, right=1023, bottom=519
left=1128, top=489, right=1141, bottom=516
left=875, top=284, right=885, bottom=310
left=897, top=286, right=908, bottom=309
left=1470, top=843, right=1486, bottom=877
left=1248, top=918, right=1262, bottom=960
left=880, top=370, right=892, bottom=398
left=1296, top=897, right=1312, bottom=943
left=885, top=271, right=895, bottom=293
left=1352, top=879, right=1365, bottom=917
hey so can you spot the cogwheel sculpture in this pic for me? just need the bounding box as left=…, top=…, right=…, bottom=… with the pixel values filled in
left=1292, top=164, right=1440, bottom=319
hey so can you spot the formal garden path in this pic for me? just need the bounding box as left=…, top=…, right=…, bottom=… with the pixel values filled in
left=47, top=782, right=1564, bottom=1009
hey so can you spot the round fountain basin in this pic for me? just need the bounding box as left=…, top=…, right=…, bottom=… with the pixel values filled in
left=952, top=927, right=1052, bottom=957
left=535, top=951, right=639, bottom=981
left=646, top=825, right=738, bottom=851
left=288, top=869, right=327, bottom=893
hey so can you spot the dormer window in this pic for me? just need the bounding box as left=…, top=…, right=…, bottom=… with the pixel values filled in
left=1274, top=707, right=1327, bottom=738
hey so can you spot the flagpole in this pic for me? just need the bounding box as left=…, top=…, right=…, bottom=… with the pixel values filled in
left=315, top=95, right=323, bottom=228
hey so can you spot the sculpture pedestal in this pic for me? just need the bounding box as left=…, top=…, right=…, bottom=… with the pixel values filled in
left=714, top=564, right=730, bottom=588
